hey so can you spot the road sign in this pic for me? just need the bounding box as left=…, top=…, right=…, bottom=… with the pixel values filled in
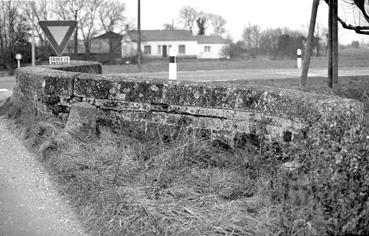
left=49, top=56, right=70, bottom=65
left=39, top=21, right=77, bottom=56
left=15, top=54, right=22, bottom=60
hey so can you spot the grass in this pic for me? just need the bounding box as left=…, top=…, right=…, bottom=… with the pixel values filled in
left=2, top=97, right=291, bottom=235
left=102, top=47, right=369, bottom=74
left=2, top=72, right=369, bottom=235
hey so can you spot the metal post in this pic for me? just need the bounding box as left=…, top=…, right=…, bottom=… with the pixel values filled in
left=137, top=0, right=142, bottom=68
left=31, top=0, right=36, bottom=67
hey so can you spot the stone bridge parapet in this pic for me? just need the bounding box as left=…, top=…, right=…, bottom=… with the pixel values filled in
left=13, top=61, right=364, bottom=146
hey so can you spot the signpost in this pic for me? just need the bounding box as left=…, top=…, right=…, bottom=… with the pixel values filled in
left=15, top=54, right=22, bottom=68
left=39, top=21, right=77, bottom=64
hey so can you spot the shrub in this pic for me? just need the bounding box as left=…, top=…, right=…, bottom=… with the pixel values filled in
left=283, top=117, right=369, bottom=235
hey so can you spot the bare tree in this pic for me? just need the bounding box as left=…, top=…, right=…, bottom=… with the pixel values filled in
left=323, top=0, right=369, bottom=34
left=54, top=0, right=84, bottom=54
left=98, top=0, right=126, bottom=64
left=76, top=0, right=102, bottom=58
left=196, top=15, right=208, bottom=35
left=163, top=23, right=176, bottom=30
left=259, top=28, right=283, bottom=56
left=179, top=6, right=199, bottom=33
left=98, top=0, right=126, bottom=33
left=0, top=1, right=30, bottom=72
left=208, top=14, right=227, bottom=36
left=22, top=0, right=55, bottom=47
left=242, top=23, right=261, bottom=50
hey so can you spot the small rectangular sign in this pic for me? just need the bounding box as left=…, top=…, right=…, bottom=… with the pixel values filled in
left=49, top=56, right=70, bottom=65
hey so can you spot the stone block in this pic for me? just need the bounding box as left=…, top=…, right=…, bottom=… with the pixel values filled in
left=65, top=102, right=97, bottom=140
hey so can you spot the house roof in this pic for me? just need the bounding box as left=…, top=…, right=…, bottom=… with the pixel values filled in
left=125, top=30, right=196, bottom=42
left=122, top=30, right=228, bottom=44
left=196, top=35, right=228, bottom=44
left=94, top=31, right=123, bottom=40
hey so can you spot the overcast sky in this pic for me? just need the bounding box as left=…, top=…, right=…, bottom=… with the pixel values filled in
left=124, top=0, right=368, bottom=44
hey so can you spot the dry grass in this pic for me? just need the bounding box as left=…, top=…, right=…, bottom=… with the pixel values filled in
left=48, top=128, right=284, bottom=235
left=5, top=70, right=368, bottom=235
left=1, top=97, right=293, bottom=235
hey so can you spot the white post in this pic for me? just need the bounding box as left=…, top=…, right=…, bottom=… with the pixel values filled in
left=169, top=47, right=177, bottom=80
left=17, top=60, right=20, bottom=68
left=297, top=49, right=302, bottom=69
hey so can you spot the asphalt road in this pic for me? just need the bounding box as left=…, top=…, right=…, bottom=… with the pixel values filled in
left=0, top=92, right=88, bottom=236
left=2, top=67, right=369, bottom=91
left=109, top=67, right=369, bottom=82
left=0, top=77, right=15, bottom=90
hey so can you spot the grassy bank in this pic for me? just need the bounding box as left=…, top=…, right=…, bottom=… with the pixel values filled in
left=2, top=98, right=287, bottom=235
left=1, top=75, right=369, bottom=235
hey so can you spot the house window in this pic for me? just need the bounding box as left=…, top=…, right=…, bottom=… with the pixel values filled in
left=204, top=46, right=211, bottom=52
left=178, top=45, right=186, bottom=54
left=157, top=45, right=161, bottom=54
left=144, top=45, right=151, bottom=54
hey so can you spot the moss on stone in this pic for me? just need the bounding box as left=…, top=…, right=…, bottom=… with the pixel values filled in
left=12, top=61, right=365, bottom=147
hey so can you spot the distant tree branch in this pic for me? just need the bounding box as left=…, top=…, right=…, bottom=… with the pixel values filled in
left=323, top=0, right=369, bottom=35
left=337, top=16, right=369, bottom=35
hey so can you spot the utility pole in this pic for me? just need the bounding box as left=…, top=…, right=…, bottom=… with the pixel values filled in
left=328, top=0, right=339, bottom=88
left=137, top=0, right=142, bottom=68
left=31, top=0, right=36, bottom=67
left=74, top=10, right=78, bottom=54
left=301, top=0, right=320, bottom=89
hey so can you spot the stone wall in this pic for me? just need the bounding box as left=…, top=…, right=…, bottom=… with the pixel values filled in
left=13, top=61, right=364, bottom=146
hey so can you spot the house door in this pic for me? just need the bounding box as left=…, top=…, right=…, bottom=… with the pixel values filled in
left=162, top=45, right=167, bottom=57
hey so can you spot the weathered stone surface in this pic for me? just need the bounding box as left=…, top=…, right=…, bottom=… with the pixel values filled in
left=66, top=102, right=97, bottom=140
left=41, top=60, right=102, bottom=74
left=12, top=61, right=365, bottom=147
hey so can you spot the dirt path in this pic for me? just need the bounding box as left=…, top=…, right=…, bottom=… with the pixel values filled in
left=0, top=115, right=88, bottom=236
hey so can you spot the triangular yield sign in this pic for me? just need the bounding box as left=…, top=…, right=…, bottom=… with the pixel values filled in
left=39, top=21, right=77, bottom=56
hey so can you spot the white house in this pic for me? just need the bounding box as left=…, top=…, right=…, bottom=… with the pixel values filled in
left=121, top=30, right=228, bottom=59
left=196, top=35, right=229, bottom=59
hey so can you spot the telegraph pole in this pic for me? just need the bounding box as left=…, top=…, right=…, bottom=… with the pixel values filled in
left=328, top=0, right=339, bottom=88
left=74, top=10, right=78, bottom=54
left=31, top=0, right=36, bottom=67
left=137, top=0, right=142, bottom=68
left=301, top=0, right=320, bottom=89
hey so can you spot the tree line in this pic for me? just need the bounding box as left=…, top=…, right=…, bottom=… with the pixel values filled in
left=175, top=6, right=227, bottom=36
left=1, top=1, right=329, bottom=72
left=223, top=23, right=327, bottom=60
left=0, top=0, right=127, bottom=71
